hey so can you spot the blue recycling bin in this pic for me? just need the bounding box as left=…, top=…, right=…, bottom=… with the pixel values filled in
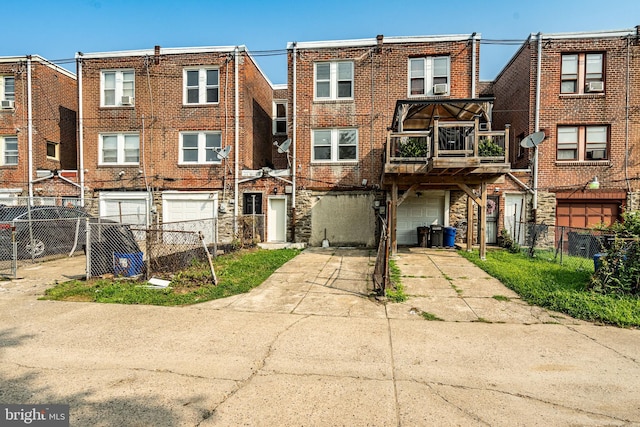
left=114, top=251, right=144, bottom=277
left=443, top=226, right=457, bottom=248
left=593, top=253, right=606, bottom=272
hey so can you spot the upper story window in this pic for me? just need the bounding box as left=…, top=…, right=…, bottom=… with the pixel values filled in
left=409, top=56, right=450, bottom=97
left=1, top=136, right=18, bottom=166
left=1, top=76, right=15, bottom=109
left=314, top=62, right=353, bottom=101
left=99, top=133, right=139, bottom=165
left=273, top=100, right=287, bottom=135
left=561, top=53, right=604, bottom=94
left=46, top=141, right=59, bottom=160
left=101, top=70, right=134, bottom=107
left=184, top=68, right=219, bottom=105
left=179, top=131, right=222, bottom=164
left=557, top=125, right=608, bottom=161
left=312, top=128, right=357, bottom=162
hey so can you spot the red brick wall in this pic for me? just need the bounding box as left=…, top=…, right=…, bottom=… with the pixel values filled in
left=289, top=38, right=476, bottom=191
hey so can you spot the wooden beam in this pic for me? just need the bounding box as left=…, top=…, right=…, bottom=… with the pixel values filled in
left=391, top=179, right=398, bottom=256
left=479, top=181, right=487, bottom=260
left=466, top=192, right=474, bottom=251
left=396, top=183, right=420, bottom=206
left=457, top=183, right=481, bottom=205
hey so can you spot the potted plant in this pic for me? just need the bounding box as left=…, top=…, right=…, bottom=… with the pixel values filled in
left=478, top=137, right=504, bottom=157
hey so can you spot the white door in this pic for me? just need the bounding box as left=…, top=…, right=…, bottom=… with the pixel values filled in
left=267, top=197, right=286, bottom=242
left=397, top=191, right=445, bottom=245
left=162, top=192, right=217, bottom=244
left=504, top=193, right=526, bottom=245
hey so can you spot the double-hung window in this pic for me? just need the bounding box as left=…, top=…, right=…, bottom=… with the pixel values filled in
left=314, top=62, right=353, bottom=101
left=561, top=53, right=604, bottom=94
left=312, top=128, right=357, bottom=162
left=557, top=125, right=608, bottom=161
left=184, top=68, right=219, bottom=104
left=1, top=136, right=18, bottom=166
left=409, top=56, right=450, bottom=96
left=99, top=133, right=139, bottom=165
left=101, top=70, right=134, bottom=107
left=1, top=76, right=15, bottom=101
left=179, top=131, right=222, bottom=164
left=273, top=100, right=287, bottom=134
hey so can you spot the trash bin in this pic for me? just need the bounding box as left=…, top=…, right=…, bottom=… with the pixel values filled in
left=593, top=253, right=606, bottom=271
left=89, top=242, right=113, bottom=277
left=444, top=226, right=457, bottom=247
left=417, top=226, right=429, bottom=248
left=430, top=225, right=443, bottom=248
left=113, top=252, right=144, bottom=277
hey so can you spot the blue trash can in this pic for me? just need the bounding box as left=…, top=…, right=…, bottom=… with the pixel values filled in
left=444, top=227, right=457, bottom=247
left=593, top=253, right=606, bottom=272
left=114, top=252, right=144, bottom=277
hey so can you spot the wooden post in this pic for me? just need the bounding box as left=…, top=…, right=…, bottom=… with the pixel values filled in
left=479, top=181, right=487, bottom=260
left=433, top=116, right=439, bottom=159
left=466, top=194, right=474, bottom=251
left=391, top=180, right=398, bottom=256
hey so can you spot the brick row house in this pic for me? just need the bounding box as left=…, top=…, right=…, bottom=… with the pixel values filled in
left=76, top=45, right=286, bottom=243
left=492, top=26, right=640, bottom=246
left=0, top=55, right=78, bottom=205
left=286, top=34, right=513, bottom=256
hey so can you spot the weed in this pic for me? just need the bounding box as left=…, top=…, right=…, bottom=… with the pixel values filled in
left=493, top=295, right=511, bottom=302
left=421, top=311, right=444, bottom=321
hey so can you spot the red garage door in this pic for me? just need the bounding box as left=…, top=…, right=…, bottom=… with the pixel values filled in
left=556, top=200, right=620, bottom=228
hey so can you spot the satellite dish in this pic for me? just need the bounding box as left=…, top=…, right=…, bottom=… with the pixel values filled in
left=276, top=139, right=291, bottom=154
left=520, top=131, right=545, bottom=148
left=216, top=146, right=232, bottom=160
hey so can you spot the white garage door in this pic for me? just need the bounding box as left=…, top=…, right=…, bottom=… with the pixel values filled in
left=397, top=191, right=445, bottom=246
left=162, top=192, right=217, bottom=244
left=99, top=192, right=150, bottom=226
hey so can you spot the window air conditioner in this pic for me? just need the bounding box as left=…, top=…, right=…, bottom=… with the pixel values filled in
left=433, top=83, right=449, bottom=95
left=586, top=149, right=606, bottom=160
left=121, top=96, right=133, bottom=105
left=586, top=81, right=604, bottom=92
left=1, top=100, right=15, bottom=109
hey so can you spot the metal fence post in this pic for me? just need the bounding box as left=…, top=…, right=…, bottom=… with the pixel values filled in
left=11, top=226, right=17, bottom=279
left=559, top=226, right=564, bottom=265
left=85, top=218, right=91, bottom=279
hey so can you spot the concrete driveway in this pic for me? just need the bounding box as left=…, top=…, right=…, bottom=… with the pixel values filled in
left=0, top=247, right=639, bottom=426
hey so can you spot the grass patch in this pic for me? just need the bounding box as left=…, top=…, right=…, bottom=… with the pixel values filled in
left=421, top=311, right=444, bottom=321
left=492, top=295, right=511, bottom=302
left=459, top=249, right=640, bottom=328
left=386, top=260, right=408, bottom=302
left=41, top=248, right=301, bottom=306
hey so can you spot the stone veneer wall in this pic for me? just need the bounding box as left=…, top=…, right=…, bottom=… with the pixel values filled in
left=532, top=191, right=556, bottom=250
left=448, top=191, right=475, bottom=244
left=627, top=191, right=640, bottom=212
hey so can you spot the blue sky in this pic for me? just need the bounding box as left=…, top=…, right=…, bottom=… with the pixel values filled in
left=5, top=0, right=639, bottom=84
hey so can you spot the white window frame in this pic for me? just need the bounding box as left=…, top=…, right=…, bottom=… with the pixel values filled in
left=179, top=131, right=222, bottom=165
left=313, top=61, right=354, bottom=101
left=1, top=76, right=15, bottom=101
left=311, top=128, right=358, bottom=163
left=1, top=135, right=18, bottom=166
left=46, top=141, right=60, bottom=160
left=100, top=69, right=135, bottom=107
left=408, top=56, right=450, bottom=97
left=557, top=125, right=608, bottom=161
left=183, top=67, right=219, bottom=105
left=99, top=133, right=140, bottom=165
left=273, top=99, right=287, bottom=135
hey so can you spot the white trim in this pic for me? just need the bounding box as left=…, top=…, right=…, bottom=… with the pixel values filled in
left=183, top=67, right=220, bottom=105
left=311, top=128, right=358, bottom=163
left=100, top=69, right=135, bottom=107
left=288, top=34, right=477, bottom=50
left=0, top=55, right=76, bottom=79
left=531, top=28, right=636, bottom=41
left=314, top=61, right=354, bottom=101
left=178, top=131, right=222, bottom=165
left=98, top=191, right=151, bottom=226
left=77, top=46, right=242, bottom=60
left=98, top=133, right=140, bottom=165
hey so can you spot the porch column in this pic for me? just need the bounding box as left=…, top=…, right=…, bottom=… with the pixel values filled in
left=479, top=181, right=487, bottom=260
left=391, top=180, right=398, bottom=255
left=466, top=194, right=474, bottom=251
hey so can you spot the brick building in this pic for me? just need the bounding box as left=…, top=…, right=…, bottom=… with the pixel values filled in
left=492, top=27, right=640, bottom=242
left=0, top=55, right=78, bottom=205
left=287, top=34, right=514, bottom=253
left=76, top=45, right=280, bottom=243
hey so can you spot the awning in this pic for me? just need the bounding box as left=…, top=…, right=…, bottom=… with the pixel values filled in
left=391, top=98, right=495, bottom=132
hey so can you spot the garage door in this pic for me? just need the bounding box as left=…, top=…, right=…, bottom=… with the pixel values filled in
left=162, top=192, right=217, bottom=244
left=556, top=200, right=620, bottom=229
left=99, top=192, right=150, bottom=226
left=397, top=191, right=445, bottom=246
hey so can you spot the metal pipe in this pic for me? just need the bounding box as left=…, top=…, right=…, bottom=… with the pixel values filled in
left=471, top=33, right=477, bottom=98
left=233, top=46, right=239, bottom=236
left=292, top=43, right=297, bottom=213
left=77, top=54, right=85, bottom=207
left=533, top=33, right=542, bottom=213
left=27, top=56, right=33, bottom=205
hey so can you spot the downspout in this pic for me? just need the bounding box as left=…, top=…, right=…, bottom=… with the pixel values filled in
left=471, top=33, right=477, bottom=98
left=624, top=34, right=631, bottom=194
left=27, top=56, right=34, bottom=205
left=533, top=33, right=542, bottom=216
left=77, top=54, right=85, bottom=207
left=292, top=42, right=297, bottom=242
left=233, top=47, right=239, bottom=236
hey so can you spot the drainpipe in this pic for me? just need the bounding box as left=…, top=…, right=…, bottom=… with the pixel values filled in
left=27, top=56, right=34, bottom=205
left=624, top=34, right=631, bottom=193
left=533, top=33, right=542, bottom=216
left=291, top=42, right=298, bottom=242
left=471, top=33, right=477, bottom=98
left=77, top=54, right=85, bottom=207
left=233, top=46, right=239, bottom=236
